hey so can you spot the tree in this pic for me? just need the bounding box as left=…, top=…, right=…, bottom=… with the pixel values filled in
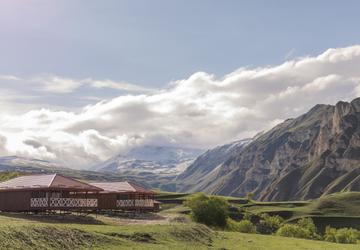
left=185, top=193, right=229, bottom=228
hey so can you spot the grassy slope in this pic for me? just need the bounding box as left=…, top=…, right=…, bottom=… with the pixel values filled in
left=0, top=214, right=357, bottom=250
left=156, top=191, right=360, bottom=216
left=240, top=192, right=360, bottom=217
left=156, top=191, right=360, bottom=233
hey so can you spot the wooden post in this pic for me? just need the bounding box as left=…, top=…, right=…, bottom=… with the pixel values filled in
left=47, top=191, right=50, bottom=210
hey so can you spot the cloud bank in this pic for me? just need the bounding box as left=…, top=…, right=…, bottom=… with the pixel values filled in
left=0, top=46, right=360, bottom=168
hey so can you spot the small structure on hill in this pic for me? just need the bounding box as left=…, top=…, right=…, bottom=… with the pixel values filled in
left=0, top=174, right=102, bottom=212
left=89, top=181, right=158, bottom=211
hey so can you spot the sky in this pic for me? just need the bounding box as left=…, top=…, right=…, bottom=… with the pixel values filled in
left=0, top=1, right=360, bottom=168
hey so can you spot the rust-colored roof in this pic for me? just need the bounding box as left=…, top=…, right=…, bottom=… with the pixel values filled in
left=0, top=174, right=103, bottom=192
left=90, top=181, right=154, bottom=194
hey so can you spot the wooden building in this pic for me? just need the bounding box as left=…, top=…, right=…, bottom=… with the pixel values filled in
left=0, top=174, right=158, bottom=212
left=89, top=181, right=157, bottom=211
left=0, top=174, right=102, bottom=212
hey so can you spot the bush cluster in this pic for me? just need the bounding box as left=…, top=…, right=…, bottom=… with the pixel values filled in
left=324, top=226, right=360, bottom=244
left=256, top=214, right=283, bottom=234
left=226, top=218, right=257, bottom=233
left=276, top=218, right=320, bottom=240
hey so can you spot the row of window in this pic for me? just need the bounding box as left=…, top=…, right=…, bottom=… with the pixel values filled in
left=116, top=195, right=153, bottom=200
left=31, top=192, right=153, bottom=200
left=31, top=191, right=64, bottom=198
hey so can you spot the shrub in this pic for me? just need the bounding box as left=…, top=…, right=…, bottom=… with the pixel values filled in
left=296, top=217, right=317, bottom=236
left=242, top=212, right=254, bottom=221
left=226, top=218, right=240, bottom=231
left=335, top=228, right=359, bottom=244
left=324, top=226, right=337, bottom=242
left=237, top=220, right=257, bottom=233
left=276, top=224, right=312, bottom=239
left=324, top=226, right=360, bottom=244
left=185, top=193, right=229, bottom=228
left=256, top=214, right=284, bottom=234
left=227, top=218, right=256, bottom=234
left=276, top=217, right=319, bottom=240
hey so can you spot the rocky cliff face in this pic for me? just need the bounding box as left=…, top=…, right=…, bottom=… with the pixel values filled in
left=176, top=139, right=251, bottom=193
left=177, top=98, right=360, bottom=201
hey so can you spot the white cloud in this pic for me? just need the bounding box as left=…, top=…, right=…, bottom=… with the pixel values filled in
left=33, top=75, right=83, bottom=93
left=86, top=79, right=153, bottom=92
left=0, top=45, right=360, bottom=168
left=0, top=74, right=150, bottom=94
left=0, top=75, right=21, bottom=81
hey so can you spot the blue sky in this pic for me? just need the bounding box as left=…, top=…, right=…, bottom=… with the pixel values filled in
left=1, top=1, right=360, bottom=167
left=1, top=1, right=360, bottom=87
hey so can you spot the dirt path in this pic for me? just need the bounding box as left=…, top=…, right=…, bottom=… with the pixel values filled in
left=96, top=212, right=185, bottom=225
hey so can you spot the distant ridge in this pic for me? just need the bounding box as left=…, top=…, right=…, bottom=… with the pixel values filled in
left=95, top=145, right=203, bottom=175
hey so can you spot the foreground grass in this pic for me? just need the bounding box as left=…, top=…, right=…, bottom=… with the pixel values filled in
left=213, top=232, right=359, bottom=250
left=0, top=213, right=358, bottom=250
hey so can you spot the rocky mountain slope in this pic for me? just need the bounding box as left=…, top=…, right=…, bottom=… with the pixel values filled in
left=176, top=139, right=251, bottom=192
left=177, top=98, right=360, bottom=201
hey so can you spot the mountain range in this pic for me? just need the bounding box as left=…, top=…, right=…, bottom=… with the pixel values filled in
left=94, top=145, right=203, bottom=175
left=176, top=98, right=360, bottom=201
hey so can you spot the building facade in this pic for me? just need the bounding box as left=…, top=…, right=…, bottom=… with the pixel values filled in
left=0, top=174, right=158, bottom=212
left=90, top=181, right=157, bottom=211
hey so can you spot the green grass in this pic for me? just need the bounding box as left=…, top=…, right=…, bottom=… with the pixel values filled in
left=155, top=191, right=247, bottom=200
left=155, top=191, right=193, bottom=200
left=212, top=231, right=359, bottom=250
left=237, top=192, right=360, bottom=233
left=240, top=192, right=360, bottom=218
left=309, top=192, right=360, bottom=216
left=156, top=191, right=360, bottom=233
left=0, top=213, right=357, bottom=250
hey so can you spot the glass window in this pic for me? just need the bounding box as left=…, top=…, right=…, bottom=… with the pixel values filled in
left=31, top=191, right=46, bottom=198
left=50, top=192, right=62, bottom=198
